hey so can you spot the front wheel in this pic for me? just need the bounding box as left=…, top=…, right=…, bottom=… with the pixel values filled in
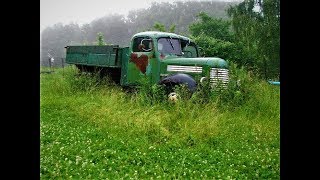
left=159, top=73, right=197, bottom=102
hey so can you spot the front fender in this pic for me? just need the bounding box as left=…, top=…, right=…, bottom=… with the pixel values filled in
left=158, top=73, right=197, bottom=92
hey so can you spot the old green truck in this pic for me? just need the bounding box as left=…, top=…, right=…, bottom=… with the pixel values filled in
left=65, top=31, right=229, bottom=93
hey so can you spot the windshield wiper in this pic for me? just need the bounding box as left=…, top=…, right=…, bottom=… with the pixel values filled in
left=166, top=37, right=174, bottom=50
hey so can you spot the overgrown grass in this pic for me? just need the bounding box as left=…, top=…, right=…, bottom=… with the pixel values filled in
left=40, top=65, right=280, bottom=179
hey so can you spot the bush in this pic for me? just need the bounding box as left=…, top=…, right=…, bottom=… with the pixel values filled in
left=134, top=76, right=167, bottom=106
left=64, top=66, right=115, bottom=93
left=193, top=35, right=256, bottom=69
left=186, top=62, right=259, bottom=110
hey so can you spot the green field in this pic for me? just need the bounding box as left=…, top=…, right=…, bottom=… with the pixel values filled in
left=40, top=66, right=280, bottom=179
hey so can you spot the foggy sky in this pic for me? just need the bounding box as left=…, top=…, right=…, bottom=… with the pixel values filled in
left=40, top=0, right=239, bottom=33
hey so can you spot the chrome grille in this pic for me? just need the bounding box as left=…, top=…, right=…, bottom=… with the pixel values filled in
left=210, top=68, right=229, bottom=88
left=167, top=65, right=202, bottom=74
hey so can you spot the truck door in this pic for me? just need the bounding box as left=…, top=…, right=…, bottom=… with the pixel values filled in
left=127, top=36, right=155, bottom=85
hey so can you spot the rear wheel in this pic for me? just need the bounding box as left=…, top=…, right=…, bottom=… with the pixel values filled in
left=75, top=65, right=121, bottom=84
left=75, top=65, right=93, bottom=73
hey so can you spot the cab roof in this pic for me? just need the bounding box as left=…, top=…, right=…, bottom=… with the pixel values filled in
left=132, top=31, right=192, bottom=42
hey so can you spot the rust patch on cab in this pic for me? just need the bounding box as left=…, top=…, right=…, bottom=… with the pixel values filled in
left=130, top=53, right=148, bottom=74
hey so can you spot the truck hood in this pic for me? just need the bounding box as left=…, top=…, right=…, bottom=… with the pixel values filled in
left=162, top=57, right=228, bottom=69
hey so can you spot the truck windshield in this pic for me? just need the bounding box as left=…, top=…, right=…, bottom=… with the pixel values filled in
left=157, top=37, right=182, bottom=56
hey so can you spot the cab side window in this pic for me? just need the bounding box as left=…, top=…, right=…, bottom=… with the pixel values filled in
left=181, top=40, right=198, bottom=58
left=132, top=37, right=153, bottom=52
left=183, top=45, right=198, bottom=58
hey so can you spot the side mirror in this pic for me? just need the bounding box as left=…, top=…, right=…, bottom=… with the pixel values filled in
left=140, top=39, right=152, bottom=52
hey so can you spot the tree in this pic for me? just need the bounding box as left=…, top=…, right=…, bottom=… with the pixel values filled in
left=169, top=24, right=176, bottom=33
left=153, top=22, right=175, bottom=33
left=189, top=12, right=255, bottom=68
left=96, top=32, right=106, bottom=45
left=153, top=22, right=166, bottom=32
left=227, top=0, right=280, bottom=79
left=189, top=12, right=233, bottom=42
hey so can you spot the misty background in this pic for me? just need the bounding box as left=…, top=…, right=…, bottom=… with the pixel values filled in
left=40, top=0, right=239, bottom=67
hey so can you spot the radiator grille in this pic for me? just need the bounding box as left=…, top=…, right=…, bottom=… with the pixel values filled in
left=210, top=68, right=229, bottom=88
left=167, top=65, right=202, bottom=74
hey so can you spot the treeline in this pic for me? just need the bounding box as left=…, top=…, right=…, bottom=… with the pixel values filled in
left=190, top=0, right=280, bottom=79
left=40, top=0, right=237, bottom=67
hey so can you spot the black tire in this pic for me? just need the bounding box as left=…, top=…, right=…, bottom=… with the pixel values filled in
left=159, top=73, right=197, bottom=93
left=159, top=73, right=197, bottom=101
